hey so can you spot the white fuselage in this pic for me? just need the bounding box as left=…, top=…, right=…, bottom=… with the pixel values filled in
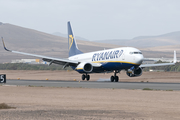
left=69, top=47, right=143, bottom=64
left=69, top=47, right=144, bottom=73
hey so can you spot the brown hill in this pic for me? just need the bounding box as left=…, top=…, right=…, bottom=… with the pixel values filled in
left=95, top=32, right=180, bottom=58
left=0, top=23, right=118, bottom=63
left=140, top=45, right=180, bottom=58
left=0, top=23, right=179, bottom=63
left=96, top=31, right=180, bottom=48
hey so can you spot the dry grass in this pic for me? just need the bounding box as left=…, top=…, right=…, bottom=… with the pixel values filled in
left=0, top=103, right=16, bottom=109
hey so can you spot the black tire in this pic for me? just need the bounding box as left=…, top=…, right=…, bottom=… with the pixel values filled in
left=86, top=75, right=90, bottom=81
left=115, top=76, right=119, bottom=82
left=82, top=74, right=85, bottom=80
left=111, top=76, right=114, bottom=82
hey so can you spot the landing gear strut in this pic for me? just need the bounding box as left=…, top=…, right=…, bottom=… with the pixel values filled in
left=82, top=74, right=90, bottom=81
left=110, top=70, right=119, bottom=82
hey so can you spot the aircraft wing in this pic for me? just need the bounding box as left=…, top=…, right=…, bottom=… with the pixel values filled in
left=2, top=38, right=79, bottom=67
left=140, top=51, right=177, bottom=68
left=140, top=63, right=175, bottom=68
left=142, top=58, right=155, bottom=61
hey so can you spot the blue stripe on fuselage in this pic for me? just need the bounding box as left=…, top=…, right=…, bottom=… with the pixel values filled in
left=101, top=62, right=139, bottom=71
left=75, top=61, right=140, bottom=74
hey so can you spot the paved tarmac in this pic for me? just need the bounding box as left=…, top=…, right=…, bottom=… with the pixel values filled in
left=2, top=79, right=180, bottom=90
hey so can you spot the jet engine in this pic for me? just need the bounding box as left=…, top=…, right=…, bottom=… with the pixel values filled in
left=76, top=62, right=93, bottom=73
left=126, top=67, right=142, bottom=77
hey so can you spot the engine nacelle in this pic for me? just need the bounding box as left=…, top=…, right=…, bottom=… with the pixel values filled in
left=126, top=67, right=142, bottom=77
left=76, top=62, right=93, bottom=73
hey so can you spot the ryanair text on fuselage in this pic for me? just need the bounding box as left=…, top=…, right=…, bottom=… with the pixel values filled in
left=92, top=50, right=123, bottom=61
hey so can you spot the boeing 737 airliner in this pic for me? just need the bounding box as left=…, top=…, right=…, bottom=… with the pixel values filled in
left=2, top=22, right=177, bottom=82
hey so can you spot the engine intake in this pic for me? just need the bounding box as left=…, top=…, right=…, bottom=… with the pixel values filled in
left=126, top=67, right=142, bottom=77
left=84, top=63, right=93, bottom=72
left=76, top=62, right=93, bottom=73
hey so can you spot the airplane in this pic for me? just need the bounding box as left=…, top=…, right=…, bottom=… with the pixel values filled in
left=2, top=21, right=177, bottom=82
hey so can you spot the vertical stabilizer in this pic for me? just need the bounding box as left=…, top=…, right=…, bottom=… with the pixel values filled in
left=68, top=21, right=83, bottom=57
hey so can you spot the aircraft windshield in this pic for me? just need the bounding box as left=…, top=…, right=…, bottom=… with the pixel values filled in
left=129, top=52, right=142, bottom=54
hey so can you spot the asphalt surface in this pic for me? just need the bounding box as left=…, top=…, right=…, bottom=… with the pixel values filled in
left=2, top=79, right=180, bottom=90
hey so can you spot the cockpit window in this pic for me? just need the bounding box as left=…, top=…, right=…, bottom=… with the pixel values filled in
left=129, top=52, right=142, bottom=54
left=129, top=52, right=133, bottom=54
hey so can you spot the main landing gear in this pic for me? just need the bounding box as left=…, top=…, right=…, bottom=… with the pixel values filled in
left=110, top=70, right=119, bottom=82
left=82, top=74, right=90, bottom=81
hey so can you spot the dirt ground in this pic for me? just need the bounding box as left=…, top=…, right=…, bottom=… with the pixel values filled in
left=0, top=70, right=180, bottom=83
left=0, top=70, right=180, bottom=120
left=0, top=86, right=180, bottom=120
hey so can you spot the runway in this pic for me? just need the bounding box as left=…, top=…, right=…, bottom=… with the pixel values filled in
left=3, top=79, right=180, bottom=90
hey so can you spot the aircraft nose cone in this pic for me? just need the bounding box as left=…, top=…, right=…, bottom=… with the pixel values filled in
left=136, top=55, right=144, bottom=64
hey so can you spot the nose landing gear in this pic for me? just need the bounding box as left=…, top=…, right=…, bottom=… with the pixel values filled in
left=110, top=70, right=119, bottom=82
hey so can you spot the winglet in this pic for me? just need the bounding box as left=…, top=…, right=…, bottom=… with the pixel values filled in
left=1, top=37, right=11, bottom=52
left=173, top=50, right=177, bottom=63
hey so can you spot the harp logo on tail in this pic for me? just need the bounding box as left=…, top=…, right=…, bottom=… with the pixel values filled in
left=69, top=35, right=73, bottom=49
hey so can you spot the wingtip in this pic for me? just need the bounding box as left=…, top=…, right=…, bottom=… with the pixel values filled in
left=173, top=50, right=177, bottom=63
left=1, top=37, right=11, bottom=52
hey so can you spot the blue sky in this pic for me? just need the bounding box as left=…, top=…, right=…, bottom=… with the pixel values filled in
left=1, top=0, right=180, bottom=40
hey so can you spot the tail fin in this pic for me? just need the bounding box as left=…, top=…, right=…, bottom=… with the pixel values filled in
left=68, top=21, right=83, bottom=57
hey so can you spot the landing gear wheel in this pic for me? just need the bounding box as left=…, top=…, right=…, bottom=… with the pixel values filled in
left=110, top=70, right=120, bottom=82
left=111, top=76, right=114, bottom=82
left=115, top=76, right=119, bottom=82
left=86, top=75, right=90, bottom=81
left=82, top=74, right=85, bottom=80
